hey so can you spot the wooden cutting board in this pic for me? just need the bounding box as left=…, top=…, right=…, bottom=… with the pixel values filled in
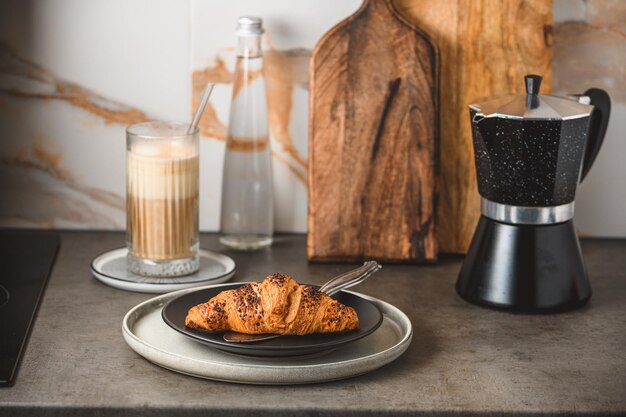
left=395, top=0, right=553, bottom=253
left=307, top=0, right=439, bottom=263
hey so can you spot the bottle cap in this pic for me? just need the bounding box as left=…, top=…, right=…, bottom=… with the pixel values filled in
left=236, top=16, right=264, bottom=37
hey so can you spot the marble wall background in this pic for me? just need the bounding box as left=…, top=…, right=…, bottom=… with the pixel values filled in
left=0, top=0, right=624, bottom=237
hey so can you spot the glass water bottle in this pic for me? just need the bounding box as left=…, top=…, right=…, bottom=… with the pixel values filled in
left=219, top=16, right=273, bottom=250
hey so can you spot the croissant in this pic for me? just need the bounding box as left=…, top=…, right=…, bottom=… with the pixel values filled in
left=185, top=273, right=359, bottom=335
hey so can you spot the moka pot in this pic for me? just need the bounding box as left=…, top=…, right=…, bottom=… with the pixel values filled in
left=456, top=74, right=611, bottom=312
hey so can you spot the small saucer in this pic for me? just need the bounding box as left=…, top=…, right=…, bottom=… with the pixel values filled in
left=91, top=248, right=235, bottom=293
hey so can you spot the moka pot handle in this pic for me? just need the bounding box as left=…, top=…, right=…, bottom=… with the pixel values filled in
left=580, top=88, right=611, bottom=182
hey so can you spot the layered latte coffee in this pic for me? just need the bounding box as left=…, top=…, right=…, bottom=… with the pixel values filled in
left=126, top=122, right=199, bottom=277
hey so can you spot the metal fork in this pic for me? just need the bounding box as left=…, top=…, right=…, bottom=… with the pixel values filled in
left=222, top=261, right=382, bottom=343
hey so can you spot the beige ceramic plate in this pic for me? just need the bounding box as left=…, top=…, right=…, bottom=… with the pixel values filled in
left=122, top=283, right=412, bottom=385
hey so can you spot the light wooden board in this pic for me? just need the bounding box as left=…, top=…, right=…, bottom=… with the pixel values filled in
left=395, top=0, right=553, bottom=253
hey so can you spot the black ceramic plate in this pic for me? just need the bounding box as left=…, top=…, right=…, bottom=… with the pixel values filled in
left=162, top=283, right=383, bottom=357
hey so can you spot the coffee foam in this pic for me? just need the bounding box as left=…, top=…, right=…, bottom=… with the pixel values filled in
left=127, top=144, right=198, bottom=200
left=128, top=140, right=197, bottom=160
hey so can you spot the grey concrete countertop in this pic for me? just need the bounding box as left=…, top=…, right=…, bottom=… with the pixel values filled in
left=0, top=232, right=625, bottom=417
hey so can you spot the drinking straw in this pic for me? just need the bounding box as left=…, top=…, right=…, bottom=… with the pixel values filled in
left=187, top=83, right=215, bottom=134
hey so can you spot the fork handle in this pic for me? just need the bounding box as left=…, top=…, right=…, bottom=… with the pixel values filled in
left=319, top=261, right=381, bottom=295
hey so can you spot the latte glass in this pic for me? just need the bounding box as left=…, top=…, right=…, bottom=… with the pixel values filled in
left=126, top=121, right=199, bottom=277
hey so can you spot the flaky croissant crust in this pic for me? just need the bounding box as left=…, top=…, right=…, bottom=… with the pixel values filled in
left=185, top=273, right=359, bottom=335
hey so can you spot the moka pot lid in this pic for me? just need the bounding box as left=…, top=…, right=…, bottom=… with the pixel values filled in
left=469, top=74, right=594, bottom=121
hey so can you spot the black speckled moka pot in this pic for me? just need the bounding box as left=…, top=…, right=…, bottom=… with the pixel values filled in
left=456, top=75, right=611, bottom=313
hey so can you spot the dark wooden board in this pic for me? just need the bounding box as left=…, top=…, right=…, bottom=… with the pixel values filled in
left=307, top=0, right=439, bottom=263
